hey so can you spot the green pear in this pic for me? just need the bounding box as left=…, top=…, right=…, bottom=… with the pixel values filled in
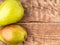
left=0, top=0, right=24, bottom=26
left=0, top=24, right=27, bottom=45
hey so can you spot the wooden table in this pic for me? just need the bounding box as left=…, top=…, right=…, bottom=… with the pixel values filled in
left=0, top=0, right=60, bottom=45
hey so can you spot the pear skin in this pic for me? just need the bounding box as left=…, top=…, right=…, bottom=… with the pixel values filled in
left=0, top=0, right=24, bottom=26
left=0, top=25, right=27, bottom=45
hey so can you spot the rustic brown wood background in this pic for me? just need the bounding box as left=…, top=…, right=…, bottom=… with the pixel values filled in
left=0, top=0, right=60, bottom=45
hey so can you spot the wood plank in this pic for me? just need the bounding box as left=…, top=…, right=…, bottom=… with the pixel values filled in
left=1, top=23, right=60, bottom=45
left=19, top=23, right=60, bottom=45
left=20, top=0, right=60, bottom=22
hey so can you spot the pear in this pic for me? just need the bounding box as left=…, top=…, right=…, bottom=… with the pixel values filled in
left=0, top=24, right=27, bottom=45
left=0, top=0, right=24, bottom=26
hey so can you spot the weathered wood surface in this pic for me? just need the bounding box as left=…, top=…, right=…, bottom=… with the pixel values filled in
left=20, top=0, right=60, bottom=22
left=0, top=0, right=60, bottom=45
left=19, top=23, right=60, bottom=45
left=1, top=23, right=60, bottom=45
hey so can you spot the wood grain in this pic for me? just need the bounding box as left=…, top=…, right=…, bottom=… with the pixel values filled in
left=19, top=23, right=60, bottom=45
left=1, top=23, right=60, bottom=45
left=20, top=0, right=60, bottom=22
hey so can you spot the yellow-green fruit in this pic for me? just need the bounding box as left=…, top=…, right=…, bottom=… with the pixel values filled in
left=0, top=25, right=27, bottom=45
left=0, top=0, right=24, bottom=26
